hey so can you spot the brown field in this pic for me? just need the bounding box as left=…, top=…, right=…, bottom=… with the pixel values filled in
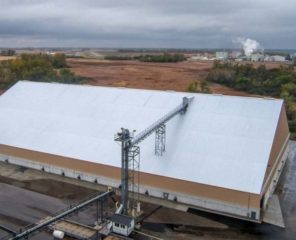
left=0, top=56, right=289, bottom=97
left=251, top=61, right=291, bottom=69
left=68, top=58, right=248, bottom=96
left=0, top=56, right=16, bottom=61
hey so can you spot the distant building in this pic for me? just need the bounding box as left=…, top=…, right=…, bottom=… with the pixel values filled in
left=46, top=51, right=55, bottom=56
left=230, top=51, right=242, bottom=59
left=215, top=51, right=229, bottom=60
left=189, top=55, right=209, bottom=61
left=250, top=53, right=264, bottom=62
left=272, top=55, right=286, bottom=62
left=265, top=55, right=286, bottom=62
left=264, top=55, right=273, bottom=62
left=236, top=55, right=248, bottom=61
left=234, top=58, right=243, bottom=62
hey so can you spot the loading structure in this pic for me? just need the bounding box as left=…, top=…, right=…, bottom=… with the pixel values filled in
left=115, top=96, right=194, bottom=215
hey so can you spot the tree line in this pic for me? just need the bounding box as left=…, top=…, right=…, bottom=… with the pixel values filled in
left=0, top=53, right=87, bottom=90
left=104, top=53, right=186, bottom=62
left=137, top=53, right=186, bottom=62
left=206, top=61, right=296, bottom=138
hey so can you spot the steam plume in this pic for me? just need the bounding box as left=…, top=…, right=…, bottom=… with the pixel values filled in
left=234, top=38, right=262, bottom=56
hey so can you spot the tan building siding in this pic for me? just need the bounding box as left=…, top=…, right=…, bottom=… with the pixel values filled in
left=0, top=144, right=260, bottom=209
left=262, top=105, right=290, bottom=196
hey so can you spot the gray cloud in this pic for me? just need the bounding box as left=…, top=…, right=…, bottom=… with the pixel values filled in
left=0, top=0, right=295, bottom=48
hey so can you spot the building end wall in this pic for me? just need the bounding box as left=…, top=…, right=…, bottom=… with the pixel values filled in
left=261, top=105, right=290, bottom=208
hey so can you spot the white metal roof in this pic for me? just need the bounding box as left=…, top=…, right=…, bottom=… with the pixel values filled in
left=0, top=81, right=284, bottom=194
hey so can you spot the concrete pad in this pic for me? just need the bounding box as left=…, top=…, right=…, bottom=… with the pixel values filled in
left=263, top=194, right=285, bottom=228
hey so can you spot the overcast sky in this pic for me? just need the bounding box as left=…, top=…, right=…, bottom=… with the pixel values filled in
left=0, top=0, right=295, bottom=49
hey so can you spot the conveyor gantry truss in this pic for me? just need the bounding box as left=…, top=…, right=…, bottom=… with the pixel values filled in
left=7, top=191, right=114, bottom=240
left=115, top=96, right=194, bottom=215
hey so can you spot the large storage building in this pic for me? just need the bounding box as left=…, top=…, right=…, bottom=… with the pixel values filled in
left=0, top=81, right=289, bottom=222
